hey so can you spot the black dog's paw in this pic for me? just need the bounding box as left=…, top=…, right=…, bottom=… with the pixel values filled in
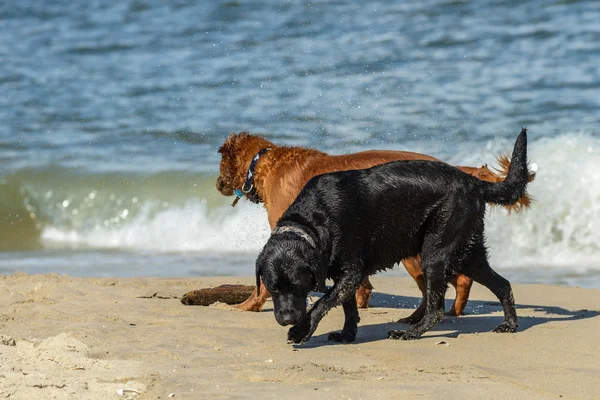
left=388, top=329, right=419, bottom=340
left=287, top=322, right=311, bottom=344
left=388, top=330, right=405, bottom=340
left=397, top=307, right=425, bottom=325
left=492, top=322, right=518, bottom=333
left=396, top=314, right=422, bottom=325
left=327, top=330, right=356, bottom=344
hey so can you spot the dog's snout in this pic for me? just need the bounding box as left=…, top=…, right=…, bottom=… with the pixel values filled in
left=216, top=177, right=225, bottom=191
left=276, top=310, right=298, bottom=326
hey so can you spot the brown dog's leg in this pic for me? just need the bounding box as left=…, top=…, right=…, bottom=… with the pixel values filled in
left=398, top=256, right=427, bottom=324
left=234, top=279, right=270, bottom=312
left=447, top=274, right=473, bottom=316
left=355, top=277, right=373, bottom=309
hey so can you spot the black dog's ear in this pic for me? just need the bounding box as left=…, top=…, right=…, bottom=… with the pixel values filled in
left=315, top=275, right=326, bottom=293
left=311, top=227, right=330, bottom=293
left=311, top=265, right=327, bottom=293
left=255, top=262, right=262, bottom=296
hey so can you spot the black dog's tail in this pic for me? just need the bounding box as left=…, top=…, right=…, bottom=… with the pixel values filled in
left=480, top=128, right=530, bottom=206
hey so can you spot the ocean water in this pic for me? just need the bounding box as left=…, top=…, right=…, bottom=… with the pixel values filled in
left=1, top=0, right=599, bottom=288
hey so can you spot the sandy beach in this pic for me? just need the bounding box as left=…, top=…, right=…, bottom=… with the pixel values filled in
left=4, top=1, right=600, bottom=399
left=0, top=274, right=598, bottom=399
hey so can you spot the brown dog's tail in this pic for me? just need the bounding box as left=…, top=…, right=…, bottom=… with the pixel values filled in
left=458, top=134, right=536, bottom=213
left=491, top=154, right=537, bottom=212
left=479, top=128, right=533, bottom=209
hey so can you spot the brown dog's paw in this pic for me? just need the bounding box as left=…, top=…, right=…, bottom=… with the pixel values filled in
left=492, top=322, right=518, bottom=333
left=446, top=307, right=463, bottom=317
left=327, top=330, right=356, bottom=344
left=233, top=301, right=264, bottom=312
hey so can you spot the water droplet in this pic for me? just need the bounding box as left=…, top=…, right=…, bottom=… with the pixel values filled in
left=132, top=197, right=138, bottom=203
left=62, top=200, right=70, bottom=208
left=529, top=163, right=538, bottom=173
left=120, top=209, right=129, bottom=218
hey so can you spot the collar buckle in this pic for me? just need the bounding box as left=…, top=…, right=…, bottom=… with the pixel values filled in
left=231, top=147, right=271, bottom=207
left=231, top=188, right=244, bottom=207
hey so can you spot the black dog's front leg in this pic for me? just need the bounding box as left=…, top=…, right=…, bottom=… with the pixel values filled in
left=287, top=272, right=362, bottom=344
left=327, top=295, right=359, bottom=343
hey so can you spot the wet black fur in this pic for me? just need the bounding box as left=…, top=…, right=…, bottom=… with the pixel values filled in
left=256, top=129, right=529, bottom=344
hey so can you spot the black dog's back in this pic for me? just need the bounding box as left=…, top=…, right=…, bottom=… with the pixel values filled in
left=281, top=129, right=529, bottom=278
left=281, top=160, right=484, bottom=275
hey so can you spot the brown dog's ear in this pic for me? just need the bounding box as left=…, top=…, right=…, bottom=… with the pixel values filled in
left=218, top=133, right=237, bottom=154
left=218, top=131, right=252, bottom=154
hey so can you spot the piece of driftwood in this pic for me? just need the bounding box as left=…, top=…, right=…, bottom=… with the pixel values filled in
left=181, top=284, right=255, bottom=306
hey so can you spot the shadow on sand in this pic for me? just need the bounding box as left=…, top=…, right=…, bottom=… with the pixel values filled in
left=294, top=291, right=600, bottom=349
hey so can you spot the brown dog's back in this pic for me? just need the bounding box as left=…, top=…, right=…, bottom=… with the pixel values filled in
left=258, top=147, right=532, bottom=226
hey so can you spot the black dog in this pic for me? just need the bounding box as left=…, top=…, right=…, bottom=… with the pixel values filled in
left=256, top=129, right=530, bottom=344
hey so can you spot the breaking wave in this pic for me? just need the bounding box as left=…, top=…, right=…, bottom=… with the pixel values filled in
left=1, top=133, right=598, bottom=273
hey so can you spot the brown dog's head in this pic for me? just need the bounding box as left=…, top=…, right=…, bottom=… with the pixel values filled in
left=216, top=132, right=276, bottom=196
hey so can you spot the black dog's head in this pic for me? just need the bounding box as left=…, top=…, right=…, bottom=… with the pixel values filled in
left=256, top=235, right=326, bottom=326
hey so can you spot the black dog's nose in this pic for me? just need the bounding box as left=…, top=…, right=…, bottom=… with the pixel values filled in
left=216, top=178, right=225, bottom=191
left=277, top=310, right=297, bottom=326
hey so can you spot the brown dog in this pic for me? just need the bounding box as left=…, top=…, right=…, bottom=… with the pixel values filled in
left=216, top=132, right=533, bottom=322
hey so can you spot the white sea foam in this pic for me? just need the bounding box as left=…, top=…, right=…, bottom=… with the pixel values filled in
left=41, top=201, right=271, bottom=253
left=484, top=133, right=600, bottom=271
